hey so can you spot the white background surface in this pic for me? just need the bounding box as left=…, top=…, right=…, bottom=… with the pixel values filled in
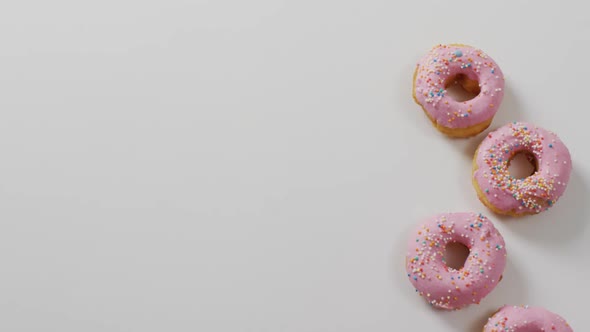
left=1, top=0, right=589, bottom=331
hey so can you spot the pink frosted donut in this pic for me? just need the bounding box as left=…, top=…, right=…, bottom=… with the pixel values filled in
left=473, top=122, right=572, bottom=216
left=405, top=212, right=506, bottom=309
left=484, top=305, right=573, bottom=331
left=413, top=44, right=505, bottom=137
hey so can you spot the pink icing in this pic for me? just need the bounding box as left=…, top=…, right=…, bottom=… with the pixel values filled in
left=405, top=212, right=506, bottom=310
left=473, top=122, right=572, bottom=214
left=414, top=44, right=505, bottom=128
left=484, top=305, right=573, bottom=332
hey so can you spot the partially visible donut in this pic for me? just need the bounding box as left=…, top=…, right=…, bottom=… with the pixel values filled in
left=405, top=212, right=506, bottom=310
left=483, top=305, right=573, bottom=331
left=413, top=44, right=505, bottom=137
left=473, top=122, right=572, bottom=216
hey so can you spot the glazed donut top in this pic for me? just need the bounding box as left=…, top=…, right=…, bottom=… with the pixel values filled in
left=414, top=44, right=505, bottom=128
left=474, top=122, right=572, bottom=214
left=483, top=305, right=573, bottom=332
left=406, top=212, right=506, bottom=309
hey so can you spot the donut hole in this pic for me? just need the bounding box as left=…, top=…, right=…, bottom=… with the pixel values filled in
left=443, top=242, right=470, bottom=270
left=444, top=74, right=480, bottom=102
left=508, top=151, right=538, bottom=179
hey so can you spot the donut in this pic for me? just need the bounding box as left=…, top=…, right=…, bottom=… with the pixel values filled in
left=483, top=305, right=573, bottom=331
left=413, top=44, right=505, bottom=137
left=405, top=212, right=506, bottom=309
left=472, top=122, right=572, bottom=216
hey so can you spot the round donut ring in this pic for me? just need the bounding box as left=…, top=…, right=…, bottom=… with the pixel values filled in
left=473, top=122, right=572, bottom=216
left=413, top=44, right=505, bottom=137
left=484, top=305, right=573, bottom=331
left=405, top=212, right=506, bottom=310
